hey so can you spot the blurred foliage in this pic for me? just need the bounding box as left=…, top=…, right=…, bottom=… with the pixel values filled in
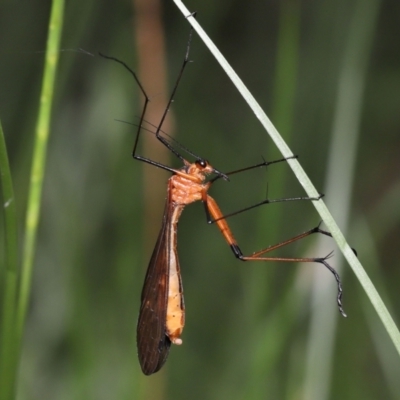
left=0, top=0, right=400, bottom=399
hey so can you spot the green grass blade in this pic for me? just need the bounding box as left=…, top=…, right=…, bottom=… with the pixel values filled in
left=17, top=0, right=66, bottom=350
left=0, top=121, right=19, bottom=400
left=172, top=0, right=400, bottom=357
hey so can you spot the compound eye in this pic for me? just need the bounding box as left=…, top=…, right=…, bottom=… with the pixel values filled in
left=196, top=159, right=208, bottom=168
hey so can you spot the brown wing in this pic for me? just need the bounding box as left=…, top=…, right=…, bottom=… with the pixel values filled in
left=137, top=199, right=173, bottom=375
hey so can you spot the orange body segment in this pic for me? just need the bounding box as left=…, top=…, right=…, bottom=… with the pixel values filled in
left=165, top=204, right=185, bottom=344
left=205, top=195, right=237, bottom=247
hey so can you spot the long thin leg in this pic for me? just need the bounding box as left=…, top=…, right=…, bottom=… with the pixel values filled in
left=202, top=155, right=323, bottom=222
left=99, top=27, right=195, bottom=172
left=205, top=193, right=323, bottom=223
left=206, top=155, right=323, bottom=222
left=152, top=28, right=194, bottom=149
left=210, top=156, right=298, bottom=183
left=204, top=194, right=346, bottom=317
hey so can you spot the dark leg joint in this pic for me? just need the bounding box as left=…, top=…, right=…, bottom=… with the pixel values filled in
left=313, top=223, right=332, bottom=237
left=186, top=11, right=197, bottom=19
left=230, top=244, right=244, bottom=260
left=314, top=222, right=357, bottom=256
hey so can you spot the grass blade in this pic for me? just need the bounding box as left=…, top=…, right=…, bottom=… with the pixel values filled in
left=0, top=120, right=19, bottom=400
left=172, top=0, right=400, bottom=358
left=16, top=0, right=66, bottom=360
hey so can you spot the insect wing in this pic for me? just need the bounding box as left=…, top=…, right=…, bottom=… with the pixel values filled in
left=137, top=201, right=173, bottom=375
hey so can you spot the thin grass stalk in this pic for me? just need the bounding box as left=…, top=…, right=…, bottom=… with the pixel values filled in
left=16, top=0, right=66, bottom=354
left=172, top=0, right=400, bottom=358
left=0, top=121, right=19, bottom=400
left=303, top=1, right=382, bottom=398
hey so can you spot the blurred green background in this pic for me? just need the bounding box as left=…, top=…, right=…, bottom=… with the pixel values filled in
left=1, top=0, right=400, bottom=399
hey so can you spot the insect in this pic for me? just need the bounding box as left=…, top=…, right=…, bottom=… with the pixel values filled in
left=101, top=29, right=346, bottom=376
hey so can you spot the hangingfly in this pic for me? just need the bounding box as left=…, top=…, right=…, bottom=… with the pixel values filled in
left=101, top=28, right=346, bottom=376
